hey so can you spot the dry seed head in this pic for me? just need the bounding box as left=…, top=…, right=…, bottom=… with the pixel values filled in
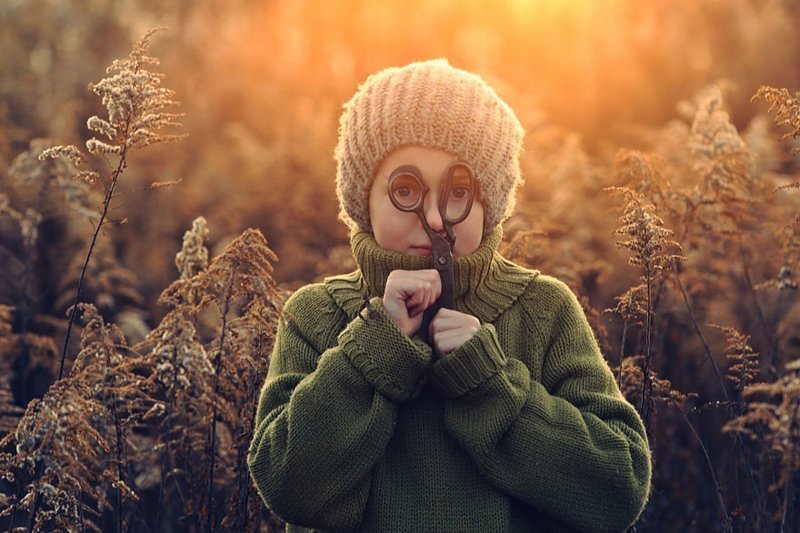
left=175, top=216, right=210, bottom=280
left=690, top=87, right=746, bottom=160
left=85, top=138, right=122, bottom=156
left=607, top=186, right=684, bottom=280
left=38, top=145, right=86, bottom=166
left=753, top=85, right=800, bottom=152
left=724, top=360, right=800, bottom=489
left=86, top=116, right=117, bottom=141
left=606, top=282, right=648, bottom=325
left=617, top=355, right=694, bottom=409
left=86, top=27, right=185, bottom=153
left=612, top=150, right=671, bottom=209
left=710, top=323, right=760, bottom=393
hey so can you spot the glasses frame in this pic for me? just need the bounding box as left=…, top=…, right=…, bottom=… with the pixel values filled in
left=386, top=160, right=477, bottom=244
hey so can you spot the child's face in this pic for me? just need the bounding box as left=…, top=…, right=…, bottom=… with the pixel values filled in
left=369, top=146, right=485, bottom=257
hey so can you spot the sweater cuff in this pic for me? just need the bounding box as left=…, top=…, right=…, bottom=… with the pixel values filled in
left=338, top=296, right=432, bottom=402
left=429, top=323, right=507, bottom=398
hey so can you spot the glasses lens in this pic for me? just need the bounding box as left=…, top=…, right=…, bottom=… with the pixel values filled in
left=389, top=173, right=423, bottom=210
left=442, top=164, right=475, bottom=223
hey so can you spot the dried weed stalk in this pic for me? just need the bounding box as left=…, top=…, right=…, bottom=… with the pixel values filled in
left=606, top=185, right=683, bottom=431
left=759, top=182, right=800, bottom=292
left=617, top=354, right=734, bottom=530
left=0, top=139, right=98, bottom=401
left=1, top=217, right=282, bottom=531
left=0, top=375, right=119, bottom=531
left=38, top=27, right=184, bottom=380
left=0, top=306, right=25, bottom=438
left=710, top=324, right=761, bottom=397
left=134, top=218, right=282, bottom=531
left=689, top=87, right=754, bottom=215
left=0, top=301, right=152, bottom=531
left=725, top=359, right=800, bottom=529
left=753, top=86, right=800, bottom=153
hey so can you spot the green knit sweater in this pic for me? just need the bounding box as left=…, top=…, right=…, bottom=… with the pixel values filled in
left=248, top=228, right=651, bottom=532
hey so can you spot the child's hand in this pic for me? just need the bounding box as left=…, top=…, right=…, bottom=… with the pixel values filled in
left=383, top=269, right=441, bottom=337
left=429, top=309, right=481, bottom=358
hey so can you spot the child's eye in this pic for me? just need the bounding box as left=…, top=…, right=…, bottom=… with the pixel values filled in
left=451, top=187, right=469, bottom=199
left=389, top=174, right=423, bottom=208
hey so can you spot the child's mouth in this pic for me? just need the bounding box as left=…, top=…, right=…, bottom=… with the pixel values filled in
left=408, top=246, right=432, bottom=256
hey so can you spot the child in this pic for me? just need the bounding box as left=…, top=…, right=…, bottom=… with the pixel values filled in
left=248, top=59, right=651, bottom=532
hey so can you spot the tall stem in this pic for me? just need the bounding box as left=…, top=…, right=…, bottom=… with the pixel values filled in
left=617, top=321, right=628, bottom=387
left=103, top=344, right=124, bottom=533
left=206, top=265, right=238, bottom=533
left=58, top=133, right=130, bottom=380
left=781, top=470, right=793, bottom=532
left=737, top=241, right=779, bottom=378
left=640, top=270, right=654, bottom=435
left=682, top=410, right=732, bottom=532
left=674, top=265, right=769, bottom=521
left=674, top=267, right=728, bottom=400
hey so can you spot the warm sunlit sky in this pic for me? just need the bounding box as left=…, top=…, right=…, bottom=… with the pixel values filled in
left=134, top=0, right=794, bottom=147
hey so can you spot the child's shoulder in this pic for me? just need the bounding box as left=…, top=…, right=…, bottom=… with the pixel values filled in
left=283, top=271, right=364, bottom=320
left=496, top=257, right=581, bottom=321
left=496, top=256, right=574, bottom=304
left=527, top=273, right=577, bottom=303
left=283, top=281, right=332, bottom=309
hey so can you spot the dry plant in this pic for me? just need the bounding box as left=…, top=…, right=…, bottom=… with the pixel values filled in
left=724, top=358, right=800, bottom=530
left=606, top=184, right=683, bottom=432
left=711, top=324, right=761, bottom=397
left=684, top=88, right=780, bottom=371
left=130, top=217, right=282, bottom=532
left=0, top=217, right=283, bottom=532
left=1, top=27, right=286, bottom=531
left=39, top=27, right=185, bottom=380
left=0, top=306, right=25, bottom=439
left=753, top=86, right=800, bottom=153
left=0, top=364, right=121, bottom=531
left=0, top=139, right=98, bottom=403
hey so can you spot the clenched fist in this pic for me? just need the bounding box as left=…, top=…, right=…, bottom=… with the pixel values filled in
left=383, top=269, right=441, bottom=337
left=428, top=308, right=481, bottom=358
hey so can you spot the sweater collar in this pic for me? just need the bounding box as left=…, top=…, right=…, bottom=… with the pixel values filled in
left=325, top=227, right=536, bottom=324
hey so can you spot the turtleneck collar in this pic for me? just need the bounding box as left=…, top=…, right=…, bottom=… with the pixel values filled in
left=352, top=227, right=503, bottom=299
left=323, top=226, right=537, bottom=324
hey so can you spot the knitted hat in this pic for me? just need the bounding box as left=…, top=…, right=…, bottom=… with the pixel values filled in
left=334, top=59, right=524, bottom=235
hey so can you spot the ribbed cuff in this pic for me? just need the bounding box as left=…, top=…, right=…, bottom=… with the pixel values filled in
left=429, top=324, right=507, bottom=397
left=338, top=297, right=432, bottom=402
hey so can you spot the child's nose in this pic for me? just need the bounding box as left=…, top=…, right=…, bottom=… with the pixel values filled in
left=423, top=196, right=444, bottom=232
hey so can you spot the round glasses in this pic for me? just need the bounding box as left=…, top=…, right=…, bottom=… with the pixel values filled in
left=387, top=161, right=477, bottom=226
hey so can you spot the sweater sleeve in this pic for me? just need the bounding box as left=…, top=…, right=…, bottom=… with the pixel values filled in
left=247, top=285, right=432, bottom=530
left=428, top=278, right=651, bottom=532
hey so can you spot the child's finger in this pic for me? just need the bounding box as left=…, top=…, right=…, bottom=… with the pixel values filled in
left=432, top=329, right=468, bottom=356
left=430, top=309, right=480, bottom=334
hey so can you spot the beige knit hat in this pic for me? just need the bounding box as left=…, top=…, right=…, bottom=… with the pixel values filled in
left=334, top=59, right=524, bottom=235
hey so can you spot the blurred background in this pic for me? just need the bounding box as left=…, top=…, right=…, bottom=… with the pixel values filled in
left=2, top=0, right=800, bottom=530
left=3, top=0, right=798, bottom=296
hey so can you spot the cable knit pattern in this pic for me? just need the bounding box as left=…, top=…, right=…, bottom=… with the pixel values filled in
left=334, top=59, right=525, bottom=235
left=248, top=232, right=652, bottom=532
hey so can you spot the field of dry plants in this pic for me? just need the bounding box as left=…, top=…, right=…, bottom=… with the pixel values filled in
left=0, top=0, right=799, bottom=531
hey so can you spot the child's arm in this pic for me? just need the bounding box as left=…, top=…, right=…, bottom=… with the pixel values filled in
left=429, top=276, right=651, bottom=532
left=247, top=283, right=432, bottom=530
